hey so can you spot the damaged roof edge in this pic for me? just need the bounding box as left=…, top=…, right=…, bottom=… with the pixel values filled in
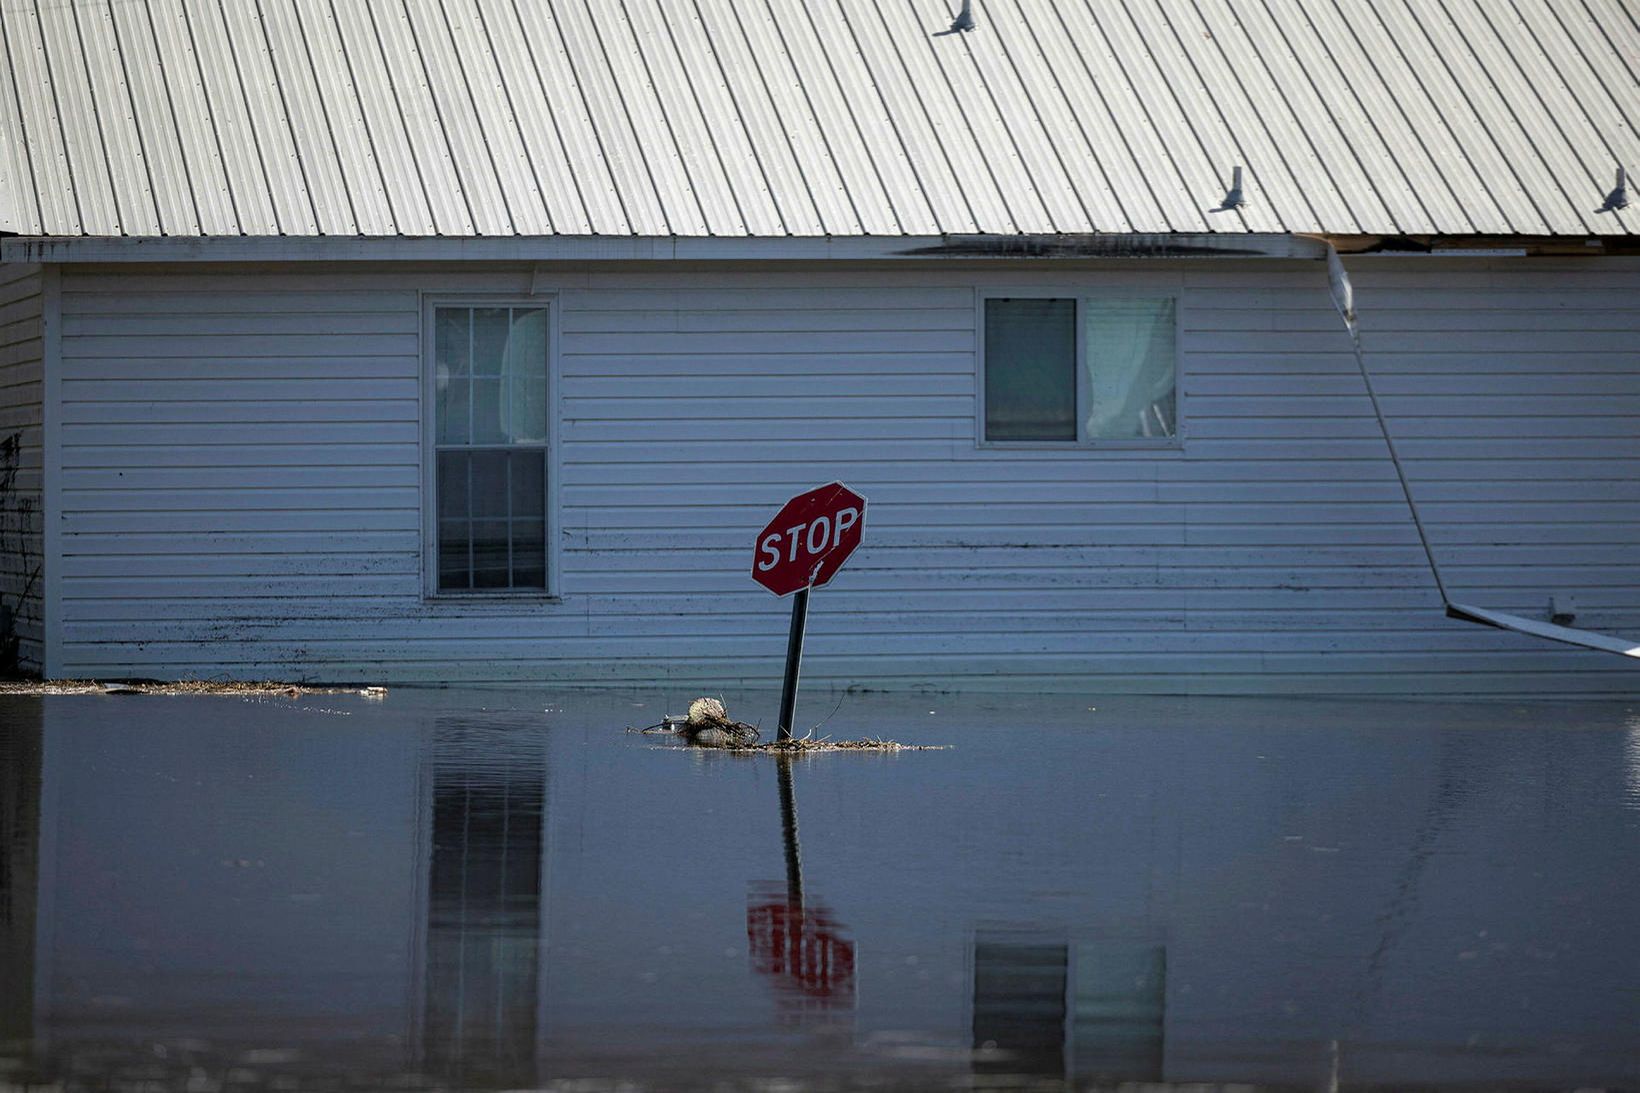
left=2, top=234, right=1633, bottom=265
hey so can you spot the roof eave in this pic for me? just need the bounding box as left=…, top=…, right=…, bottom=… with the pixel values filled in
left=3, top=233, right=1631, bottom=265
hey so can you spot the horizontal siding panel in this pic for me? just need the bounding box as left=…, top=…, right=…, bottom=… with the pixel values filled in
left=560, top=396, right=971, bottom=421
left=1190, top=373, right=1640, bottom=397
left=64, top=444, right=415, bottom=469
left=62, top=312, right=421, bottom=336
left=65, top=553, right=418, bottom=579
left=562, top=419, right=968, bottom=442
left=48, top=646, right=1629, bottom=681
left=48, top=260, right=1640, bottom=691
left=62, top=465, right=418, bottom=490
left=552, top=481, right=1413, bottom=506
left=51, top=608, right=1547, bottom=639
left=559, top=456, right=1638, bottom=485
left=1193, top=353, right=1640, bottom=376
left=58, top=629, right=1601, bottom=663
left=64, top=510, right=421, bottom=534
left=566, top=330, right=973, bottom=355
left=569, top=288, right=976, bottom=311
left=61, top=487, right=419, bottom=511
left=61, top=379, right=423, bottom=403
left=561, top=374, right=972, bottom=399
left=65, top=356, right=415, bottom=381
left=64, top=531, right=420, bottom=555
left=62, top=402, right=418, bottom=425
left=1182, top=330, right=1640, bottom=354
left=1186, top=307, right=1640, bottom=332
left=60, top=423, right=422, bottom=445
left=64, top=290, right=422, bottom=314
left=1195, top=418, right=1640, bottom=440
left=62, top=334, right=421, bottom=358
left=561, top=309, right=976, bottom=334
left=566, top=353, right=974, bottom=378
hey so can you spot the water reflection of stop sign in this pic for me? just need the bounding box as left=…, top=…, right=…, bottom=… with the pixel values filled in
left=746, top=889, right=856, bottom=1009
left=751, top=482, right=867, bottom=598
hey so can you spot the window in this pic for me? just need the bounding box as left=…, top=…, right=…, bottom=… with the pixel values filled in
left=983, top=296, right=1178, bottom=444
left=430, top=304, right=550, bottom=593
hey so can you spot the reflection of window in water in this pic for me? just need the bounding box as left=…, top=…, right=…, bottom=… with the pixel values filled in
left=422, top=726, right=547, bottom=1089
left=0, top=716, right=42, bottom=1046
left=973, top=939, right=1068, bottom=1076
left=972, top=936, right=1164, bottom=1083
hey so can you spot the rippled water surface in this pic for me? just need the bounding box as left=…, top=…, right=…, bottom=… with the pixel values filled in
left=3, top=689, right=1639, bottom=1091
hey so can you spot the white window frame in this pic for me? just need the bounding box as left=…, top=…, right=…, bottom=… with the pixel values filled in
left=420, top=294, right=562, bottom=600
left=975, top=289, right=1185, bottom=451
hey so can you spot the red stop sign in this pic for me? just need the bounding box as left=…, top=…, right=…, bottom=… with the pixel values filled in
left=752, top=482, right=867, bottom=597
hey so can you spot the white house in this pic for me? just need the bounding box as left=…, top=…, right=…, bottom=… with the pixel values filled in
left=0, top=0, right=1636, bottom=692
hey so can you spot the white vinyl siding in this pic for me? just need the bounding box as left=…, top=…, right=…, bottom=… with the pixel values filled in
left=0, top=263, right=44, bottom=673
left=47, top=257, right=1640, bottom=694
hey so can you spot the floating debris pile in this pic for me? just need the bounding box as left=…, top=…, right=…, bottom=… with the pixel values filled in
left=632, top=697, right=941, bottom=753
left=680, top=697, right=762, bottom=747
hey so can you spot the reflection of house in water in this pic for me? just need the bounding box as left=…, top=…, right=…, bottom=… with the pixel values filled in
left=420, top=722, right=548, bottom=1089
left=972, top=934, right=1164, bottom=1084
left=3, top=706, right=552, bottom=1089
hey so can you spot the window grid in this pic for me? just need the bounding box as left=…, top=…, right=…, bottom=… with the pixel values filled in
left=980, top=294, right=1180, bottom=449
left=433, top=304, right=549, bottom=594
left=438, top=450, right=547, bottom=593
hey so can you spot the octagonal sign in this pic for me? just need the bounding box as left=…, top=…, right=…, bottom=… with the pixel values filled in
left=751, top=482, right=867, bottom=597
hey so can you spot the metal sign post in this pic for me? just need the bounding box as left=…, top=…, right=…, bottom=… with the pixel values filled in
left=776, top=587, right=810, bottom=742
left=751, top=482, right=867, bottom=742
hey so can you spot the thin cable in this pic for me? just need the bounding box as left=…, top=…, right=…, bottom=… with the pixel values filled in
left=1326, top=245, right=1450, bottom=604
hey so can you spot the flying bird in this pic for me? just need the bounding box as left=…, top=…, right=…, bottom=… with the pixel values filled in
left=947, top=0, right=975, bottom=32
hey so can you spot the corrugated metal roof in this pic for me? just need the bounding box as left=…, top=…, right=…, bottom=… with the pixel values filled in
left=0, top=0, right=1634, bottom=238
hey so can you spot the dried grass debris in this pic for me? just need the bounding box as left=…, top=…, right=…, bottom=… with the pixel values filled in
left=0, top=679, right=383, bottom=698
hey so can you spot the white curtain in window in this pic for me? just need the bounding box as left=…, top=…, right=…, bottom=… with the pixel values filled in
left=503, top=309, right=548, bottom=444
left=1083, top=299, right=1176, bottom=440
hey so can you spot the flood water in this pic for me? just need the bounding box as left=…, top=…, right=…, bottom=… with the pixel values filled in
left=2, top=689, right=1639, bottom=1092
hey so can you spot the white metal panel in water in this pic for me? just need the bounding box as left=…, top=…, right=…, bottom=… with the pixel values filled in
left=43, top=256, right=1640, bottom=693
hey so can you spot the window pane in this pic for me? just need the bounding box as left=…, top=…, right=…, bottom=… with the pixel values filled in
left=985, top=298, right=1075, bottom=441
left=505, top=309, right=548, bottom=444
left=472, top=521, right=510, bottom=589
left=435, top=309, right=471, bottom=376
left=510, top=450, right=544, bottom=518
left=438, top=518, right=472, bottom=591
left=473, top=308, right=510, bottom=377
left=436, top=372, right=469, bottom=445
left=1083, top=299, right=1176, bottom=440
left=437, top=451, right=469, bottom=519
left=471, top=377, right=505, bottom=444
left=469, top=451, right=509, bottom=518
left=435, top=312, right=473, bottom=442
left=511, top=519, right=546, bottom=589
